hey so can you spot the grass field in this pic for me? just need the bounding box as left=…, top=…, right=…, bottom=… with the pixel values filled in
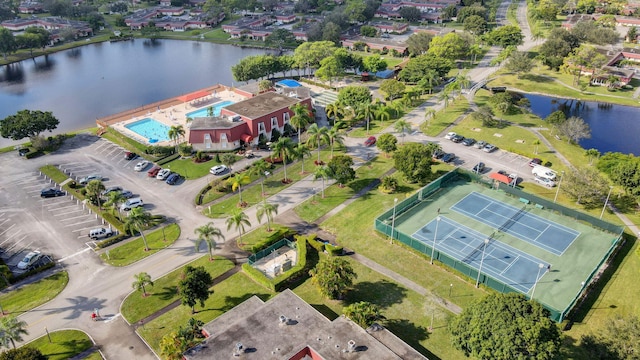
left=27, top=329, right=96, bottom=360
left=420, top=98, right=470, bottom=136
left=100, top=223, right=181, bottom=266
left=121, top=255, right=234, bottom=323
left=0, top=272, right=68, bottom=314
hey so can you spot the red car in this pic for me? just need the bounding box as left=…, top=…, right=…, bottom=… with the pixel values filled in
left=147, top=165, right=161, bottom=177
left=364, top=136, right=377, bottom=147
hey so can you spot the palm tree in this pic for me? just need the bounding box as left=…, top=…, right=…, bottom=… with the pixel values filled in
left=168, top=125, right=185, bottom=151
left=394, top=119, right=411, bottom=144
left=249, top=160, right=271, bottom=200
left=585, top=148, right=600, bottom=165
left=533, top=139, right=541, bottom=155
left=194, top=222, right=224, bottom=260
left=358, top=101, right=375, bottom=134
left=289, top=103, right=312, bottom=140
left=313, top=165, right=334, bottom=198
left=85, top=179, right=105, bottom=209
left=306, top=123, right=330, bottom=163
left=293, top=143, right=312, bottom=174
left=226, top=173, right=251, bottom=205
left=424, top=69, right=439, bottom=94
left=271, top=137, right=295, bottom=182
left=424, top=108, right=436, bottom=126
left=132, top=272, right=154, bottom=297
left=327, top=126, right=345, bottom=158
left=256, top=202, right=279, bottom=231
left=455, top=73, right=471, bottom=96
left=105, top=191, right=126, bottom=219
left=125, top=207, right=152, bottom=251
left=388, top=100, right=405, bottom=118
left=226, top=210, right=251, bottom=248
left=325, top=102, right=343, bottom=122
left=0, top=317, right=28, bottom=349
left=373, top=102, right=391, bottom=123
left=439, top=90, right=451, bottom=111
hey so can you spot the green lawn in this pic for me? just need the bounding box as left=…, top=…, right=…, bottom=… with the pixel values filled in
left=0, top=272, right=68, bottom=314
left=27, top=330, right=95, bottom=360
left=100, top=224, right=181, bottom=266
left=295, top=154, right=395, bottom=223
left=293, top=256, right=466, bottom=360
left=163, top=156, right=230, bottom=180
left=421, top=98, right=470, bottom=136
left=237, top=224, right=289, bottom=251
left=137, top=272, right=273, bottom=353
left=121, top=255, right=235, bottom=324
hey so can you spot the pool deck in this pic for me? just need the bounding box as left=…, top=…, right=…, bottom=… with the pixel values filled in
left=96, top=84, right=244, bottom=146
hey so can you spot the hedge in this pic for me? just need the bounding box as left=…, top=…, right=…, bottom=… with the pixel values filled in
left=156, top=153, right=180, bottom=166
left=10, top=261, right=55, bottom=284
left=96, top=233, right=129, bottom=249
left=307, top=234, right=325, bottom=252
left=102, top=212, right=126, bottom=234
left=242, top=263, right=276, bottom=291
left=249, top=226, right=296, bottom=254
left=325, top=244, right=344, bottom=256
left=24, top=148, right=43, bottom=159
left=195, top=184, right=212, bottom=206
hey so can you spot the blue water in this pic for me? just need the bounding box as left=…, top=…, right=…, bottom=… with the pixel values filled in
left=125, top=118, right=171, bottom=142
left=523, top=93, right=640, bottom=155
left=186, top=100, right=235, bottom=118
left=276, top=79, right=302, bottom=87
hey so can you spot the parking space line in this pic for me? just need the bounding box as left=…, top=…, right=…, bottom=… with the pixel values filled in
left=44, top=203, right=80, bottom=210
left=3, top=235, right=30, bottom=253
left=60, top=214, right=95, bottom=222
left=64, top=219, right=101, bottom=228
left=0, top=223, right=16, bottom=238
left=72, top=225, right=102, bottom=233
left=57, top=247, right=91, bottom=263
left=53, top=210, right=86, bottom=217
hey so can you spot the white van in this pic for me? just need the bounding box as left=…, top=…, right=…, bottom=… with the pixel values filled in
left=121, top=198, right=143, bottom=211
left=531, top=165, right=557, bottom=180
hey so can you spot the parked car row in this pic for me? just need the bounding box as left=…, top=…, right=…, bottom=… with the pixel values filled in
left=141, top=163, right=182, bottom=185
left=444, top=132, right=497, bottom=153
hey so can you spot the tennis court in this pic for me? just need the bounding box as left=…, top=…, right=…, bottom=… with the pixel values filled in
left=412, top=217, right=548, bottom=293
left=451, top=192, right=580, bottom=255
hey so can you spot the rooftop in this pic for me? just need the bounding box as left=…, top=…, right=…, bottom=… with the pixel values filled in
left=224, top=92, right=306, bottom=119
left=184, top=289, right=427, bottom=360
left=189, top=116, right=244, bottom=130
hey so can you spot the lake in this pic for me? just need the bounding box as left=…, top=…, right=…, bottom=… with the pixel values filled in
left=523, top=93, right=640, bottom=155
left=0, top=39, right=271, bottom=148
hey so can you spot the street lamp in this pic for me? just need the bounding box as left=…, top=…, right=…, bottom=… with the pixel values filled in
left=431, top=216, right=441, bottom=265
left=475, top=238, right=490, bottom=288
left=530, top=263, right=545, bottom=301
left=600, top=186, right=613, bottom=220
left=554, top=171, right=564, bottom=203
left=449, top=283, right=453, bottom=297
left=390, top=198, right=398, bottom=244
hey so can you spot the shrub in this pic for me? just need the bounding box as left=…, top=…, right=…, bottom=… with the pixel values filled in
left=145, top=145, right=174, bottom=156
left=249, top=226, right=295, bottom=253
left=24, top=149, right=43, bottom=159
left=306, top=234, right=325, bottom=252
left=157, top=153, right=180, bottom=165
left=325, top=244, right=344, bottom=256
left=102, top=212, right=126, bottom=233
left=96, top=233, right=129, bottom=249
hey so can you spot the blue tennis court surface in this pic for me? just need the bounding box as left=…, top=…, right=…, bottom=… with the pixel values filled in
left=413, top=217, right=549, bottom=293
left=451, top=192, right=580, bottom=255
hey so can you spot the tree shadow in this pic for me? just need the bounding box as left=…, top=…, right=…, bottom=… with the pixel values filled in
left=221, top=293, right=272, bottom=312
left=348, top=178, right=375, bottom=192
left=611, top=194, right=638, bottom=214
left=521, top=74, right=553, bottom=83
left=384, top=319, right=435, bottom=358
left=345, top=280, right=407, bottom=310
left=309, top=303, right=339, bottom=320
left=153, top=286, right=178, bottom=300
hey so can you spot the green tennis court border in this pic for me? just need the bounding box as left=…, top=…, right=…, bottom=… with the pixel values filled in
left=374, top=169, right=624, bottom=322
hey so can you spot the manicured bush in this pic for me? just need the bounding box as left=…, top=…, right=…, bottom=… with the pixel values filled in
left=306, top=234, right=325, bottom=252
left=326, top=244, right=344, bottom=256
left=195, top=185, right=212, bottom=205
left=101, top=213, right=126, bottom=233
left=249, top=226, right=295, bottom=253
left=24, top=149, right=43, bottom=159
left=96, top=233, right=129, bottom=249
left=241, top=263, right=276, bottom=291
left=156, top=153, right=180, bottom=165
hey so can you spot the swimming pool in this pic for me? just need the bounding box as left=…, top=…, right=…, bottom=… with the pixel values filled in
left=124, top=118, right=171, bottom=142
left=186, top=100, right=235, bottom=118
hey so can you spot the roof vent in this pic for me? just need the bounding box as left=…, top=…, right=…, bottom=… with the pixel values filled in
left=343, top=340, right=357, bottom=353
left=279, top=315, right=289, bottom=325
left=233, top=342, right=244, bottom=357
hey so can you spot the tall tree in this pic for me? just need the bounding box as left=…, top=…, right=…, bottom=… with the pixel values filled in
left=0, top=110, right=59, bottom=142
left=178, top=266, right=214, bottom=314
left=557, top=116, right=591, bottom=144
left=394, top=119, right=411, bottom=144
left=0, top=317, right=28, bottom=349
left=343, top=301, right=384, bottom=328
left=427, top=32, right=469, bottom=61
left=289, top=103, right=312, bottom=140
left=585, top=148, right=600, bottom=165
left=85, top=179, right=105, bottom=208
left=132, top=272, right=154, bottom=297
left=226, top=210, right=251, bottom=247
left=505, top=51, right=534, bottom=78
left=0, top=27, right=17, bottom=60
left=327, top=125, right=345, bottom=158
left=167, top=125, right=185, bottom=151
left=315, top=56, right=343, bottom=86
left=327, top=154, right=355, bottom=186
left=105, top=190, right=127, bottom=219
left=310, top=257, right=357, bottom=300
left=125, top=207, right=152, bottom=251
left=256, top=202, right=279, bottom=231
left=376, top=133, right=398, bottom=155
left=561, top=166, right=609, bottom=207
left=248, top=159, right=272, bottom=201
left=449, top=293, right=561, bottom=360
left=313, top=165, right=334, bottom=198
left=306, top=123, right=330, bottom=162
left=394, top=142, right=436, bottom=184
left=194, top=222, right=224, bottom=260
left=379, top=79, right=406, bottom=100
left=226, top=173, right=251, bottom=205
left=271, top=137, right=295, bottom=182
left=406, top=31, right=433, bottom=56
left=293, top=142, right=312, bottom=174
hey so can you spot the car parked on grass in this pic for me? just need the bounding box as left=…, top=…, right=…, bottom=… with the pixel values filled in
left=156, top=169, right=171, bottom=180
left=474, top=140, right=486, bottom=149
left=79, top=174, right=102, bottom=185
left=166, top=173, right=181, bottom=185
left=124, top=152, right=138, bottom=160
left=40, top=188, right=65, bottom=198
left=210, top=165, right=228, bottom=175
left=444, top=132, right=456, bottom=140
left=147, top=166, right=161, bottom=177
left=18, top=251, right=42, bottom=270
left=101, top=186, right=123, bottom=196
left=364, top=136, right=377, bottom=147
left=134, top=160, right=150, bottom=171
left=529, top=158, right=542, bottom=167
left=472, top=162, right=485, bottom=173
left=462, top=138, right=476, bottom=146
left=535, top=176, right=556, bottom=187
left=483, top=144, right=497, bottom=153
left=442, top=153, right=456, bottom=163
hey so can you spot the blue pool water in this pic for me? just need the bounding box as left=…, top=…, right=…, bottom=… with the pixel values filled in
left=186, top=100, right=235, bottom=118
left=124, top=118, right=172, bottom=142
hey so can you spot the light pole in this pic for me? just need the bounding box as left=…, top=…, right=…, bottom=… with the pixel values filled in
left=475, top=238, right=490, bottom=288
left=600, top=186, right=613, bottom=220
left=554, top=171, right=564, bottom=203
left=390, top=198, right=398, bottom=244
left=530, top=263, right=545, bottom=301
left=449, top=283, right=453, bottom=297
left=431, top=216, right=441, bottom=265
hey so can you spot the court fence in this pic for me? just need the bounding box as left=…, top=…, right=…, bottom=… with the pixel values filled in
left=248, top=238, right=296, bottom=265
left=374, top=168, right=625, bottom=322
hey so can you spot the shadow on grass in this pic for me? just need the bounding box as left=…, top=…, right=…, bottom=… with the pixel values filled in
left=345, top=280, right=407, bottom=310
left=384, top=318, right=436, bottom=359
left=568, top=232, right=635, bottom=323
left=154, top=286, right=178, bottom=301
left=521, top=74, right=553, bottom=83
left=44, top=339, right=92, bottom=358
left=348, top=178, right=376, bottom=192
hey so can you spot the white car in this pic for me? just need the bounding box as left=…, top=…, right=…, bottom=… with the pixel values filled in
left=156, top=169, right=171, bottom=180
left=134, top=160, right=150, bottom=172
left=444, top=132, right=456, bottom=140
left=79, top=174, right=102, bottom=185
left=535, top=176, right=556, bottom=187
left=18, top=251, right=42, bottom=270
left=210, top=165, right=228, bottom=175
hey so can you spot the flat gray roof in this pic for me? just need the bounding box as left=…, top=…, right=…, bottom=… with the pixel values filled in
left=224, top=92, right=303, bottom=119
left=189, top=116, right=243, bottom=130
left=184, top=289, right=428, bottom=360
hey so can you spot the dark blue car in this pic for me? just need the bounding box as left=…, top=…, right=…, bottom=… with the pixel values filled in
left=166, top=173, right=181, bottom=185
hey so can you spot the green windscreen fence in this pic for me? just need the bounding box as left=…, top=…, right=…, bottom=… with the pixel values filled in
left=374, top=168, right=624, bottom=322
left=248, top=238, right=296, bottom=265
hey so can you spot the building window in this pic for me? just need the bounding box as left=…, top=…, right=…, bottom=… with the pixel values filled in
left=283, top=112, right=290, bottom=124
left=258, top=122, right=265, bottom=133
left=271, top=116, right=278, bottom=130
left=204, top=133, right=211, bottom=149
left=220, top=133, right=228, bottom=148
